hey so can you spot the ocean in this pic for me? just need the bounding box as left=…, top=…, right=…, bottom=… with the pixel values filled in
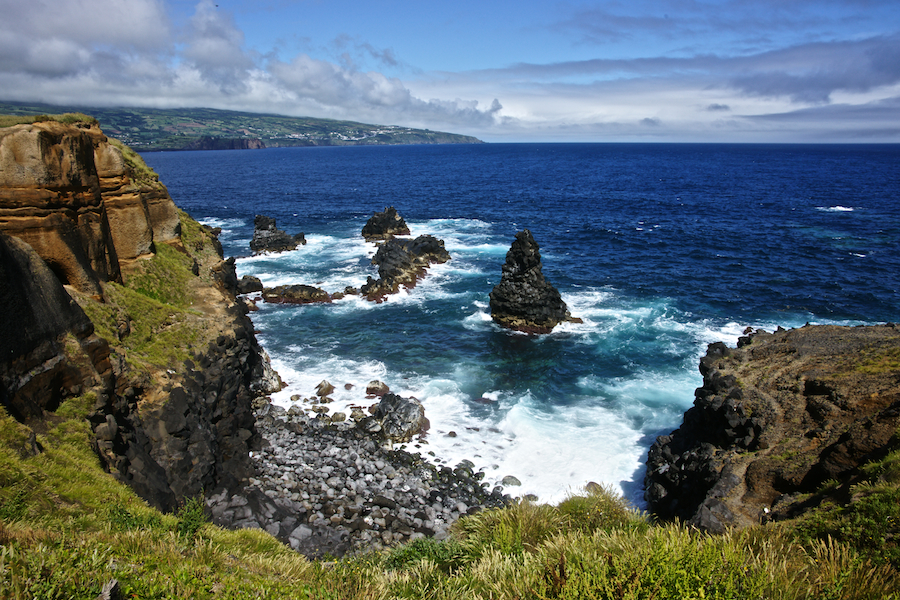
left=141, top=143, right=900, bottom=507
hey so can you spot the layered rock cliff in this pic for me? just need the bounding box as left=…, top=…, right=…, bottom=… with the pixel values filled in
left=0, top=120, right=180, bottom=297
left=0, top=120, right=275, bottom=512
left=645, top=324, right=900, bottom=533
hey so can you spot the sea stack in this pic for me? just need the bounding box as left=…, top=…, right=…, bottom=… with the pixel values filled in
left=489, top=229, right=573, bottom=334
left=362, top=206, right=410, bottom=241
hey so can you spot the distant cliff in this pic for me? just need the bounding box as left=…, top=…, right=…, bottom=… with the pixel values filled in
left=0, top=120, right=276, bottom=511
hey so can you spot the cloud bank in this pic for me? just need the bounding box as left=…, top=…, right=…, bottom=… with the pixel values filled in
left=0, top=0, right=898, bottom=141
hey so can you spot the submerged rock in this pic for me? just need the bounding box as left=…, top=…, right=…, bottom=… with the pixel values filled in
left=362, top=206, right=410, bottom=241
left=250, top=215, right=306, bottom=254
left=489, top=229, right=574, bottom=333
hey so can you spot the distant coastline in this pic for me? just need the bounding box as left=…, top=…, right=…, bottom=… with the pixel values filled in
left=0, top=100, right=484, bottom=151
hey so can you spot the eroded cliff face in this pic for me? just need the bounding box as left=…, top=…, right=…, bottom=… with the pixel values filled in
left=0, top=121, right=274, bottom=513
left=0, top=121, right=180, bottom=296
left=645, top=324, right=900, bottom=533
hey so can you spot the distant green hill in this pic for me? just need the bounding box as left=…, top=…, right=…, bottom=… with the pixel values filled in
left=0, top=101, right=483, bottom=150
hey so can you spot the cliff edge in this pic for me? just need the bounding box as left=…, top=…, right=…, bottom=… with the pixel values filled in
left=645, top=324, right=900, bottom=533
left=0, top=119, right=276, bottom=511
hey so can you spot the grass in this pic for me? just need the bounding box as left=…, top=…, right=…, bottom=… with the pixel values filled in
left=0, top=112, right=98, bottom=128
left=2, top=398, right=899, bottom=599
left=107, top=137, right=163, bottom=189
left=3, top=137, right=898, bottom=598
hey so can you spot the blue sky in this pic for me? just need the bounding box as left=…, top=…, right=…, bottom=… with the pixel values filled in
left=2, top=0, right=899, bottom=142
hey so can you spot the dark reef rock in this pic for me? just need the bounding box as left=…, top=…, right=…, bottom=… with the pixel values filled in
left=237, top=274, right=264, bottom=294
left=361, top=206, right=410, bottom=241
left=262, top=284, right=331, bottom=304
left=360, top=234, right=450, bottom=301
left=250, top=215, right=306, bottom=254
left=489, top=229, right=574, bottom=334
left=645, top=324, right=900, bottom=533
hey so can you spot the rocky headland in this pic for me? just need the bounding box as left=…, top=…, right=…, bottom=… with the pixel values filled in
left=489, top=229, right=579, bottom=334
left=0, top=120, right=508, bottom=558
left=645, top=323, right=900, bottom=533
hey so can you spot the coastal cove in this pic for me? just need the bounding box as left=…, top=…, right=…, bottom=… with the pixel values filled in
left=3, top=121, right=900, bottom=595
left=142, top=142, right=900, bottom=505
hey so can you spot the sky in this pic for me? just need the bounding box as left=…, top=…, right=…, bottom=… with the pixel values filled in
left=1, top=0, right=899, bottom=142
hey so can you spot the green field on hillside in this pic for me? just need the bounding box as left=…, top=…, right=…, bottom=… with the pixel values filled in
left=0, top=101, right=483, bottom=150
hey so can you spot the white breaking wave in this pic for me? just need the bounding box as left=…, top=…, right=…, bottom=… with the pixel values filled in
left=816, top=205, right=855, bottom=212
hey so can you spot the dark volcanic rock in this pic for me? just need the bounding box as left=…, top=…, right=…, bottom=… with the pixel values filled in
left=489, top=229, right=573, bottom=334
left=237, top=275, right=264, bottom=294
left=361, top=206, right=410, bottom=241
left=645, top=324, right=900, bottom=533
left=365, top=393, right=430, bottom=444
left=250, top=215, right=306, bottom=254
left=360, top=235, right=450, bottom=301
left=262, top=284, right=331, bottom=304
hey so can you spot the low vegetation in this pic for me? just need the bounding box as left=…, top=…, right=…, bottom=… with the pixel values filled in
left=2, top=130, right=897, bottom=597
left=2, top=391, right=898, bottom=599
left=0, top=112, right=97, bottom=128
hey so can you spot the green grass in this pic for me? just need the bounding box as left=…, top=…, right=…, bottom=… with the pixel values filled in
left=0, top=112, right=97, bottom=128
left=2, top=402, right=899, bottom=600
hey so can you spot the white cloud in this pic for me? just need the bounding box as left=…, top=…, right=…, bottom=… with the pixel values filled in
left=0, top=0, right=897, bottom=141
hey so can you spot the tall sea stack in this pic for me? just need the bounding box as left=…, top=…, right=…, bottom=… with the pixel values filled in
left=489, top=229, right=574, bottom=334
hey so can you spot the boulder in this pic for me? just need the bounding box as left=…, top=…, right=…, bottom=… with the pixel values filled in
left=261, top=284, right=331, bottom=304
left=361, top=206, right=410, bottom=241
left=367, top=393, right=430, bottom=444
left=366, top=380, right=390, bottom=396
left=645, top=324, right=900, bottom=533
left=249, top=215, right=306, bottom=254
left=360, top=235, right=451, bottom=301
left=489, top=229, right=573, bottom=334
left=237, top=275, right=263, bottom=294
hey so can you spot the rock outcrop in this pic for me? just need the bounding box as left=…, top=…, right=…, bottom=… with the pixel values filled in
left=0, top=121, right=180, bottom=297
left=0, top=121, right=275, bottom=513
left=0, top=232, right=103, bottom=420
left=360, top=235, right=451, bottom=301
left=645, top=324, right=900, bottom=533
left=183, top=137, right=265, bottom=151
left=262, top=284, right=331, bottom=304
left=361, top=206, right=410, bottom=241
left=249, top=215, right=305, bottom=254
left=489, top=229, right=575, bottom=334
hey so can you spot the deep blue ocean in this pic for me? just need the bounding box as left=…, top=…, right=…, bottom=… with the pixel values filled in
left=142, top=143, right=900, bottom=506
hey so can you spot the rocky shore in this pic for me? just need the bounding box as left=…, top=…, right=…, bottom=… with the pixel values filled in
left=645, top=323, right=900, bottom=533
left=206, top=397, right=509, bottom=558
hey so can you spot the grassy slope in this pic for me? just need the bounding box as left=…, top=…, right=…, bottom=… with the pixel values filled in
left=0, top=102, right=483, bottom=149
left=1, top=137, right=899, bottom=599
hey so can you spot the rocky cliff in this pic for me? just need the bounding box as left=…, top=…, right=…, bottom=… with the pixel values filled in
left=645, top=324, right=900, bottom=533
left=0, top=120, right=275, bottom=512
left=0, top=120, right=180, bottom=297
